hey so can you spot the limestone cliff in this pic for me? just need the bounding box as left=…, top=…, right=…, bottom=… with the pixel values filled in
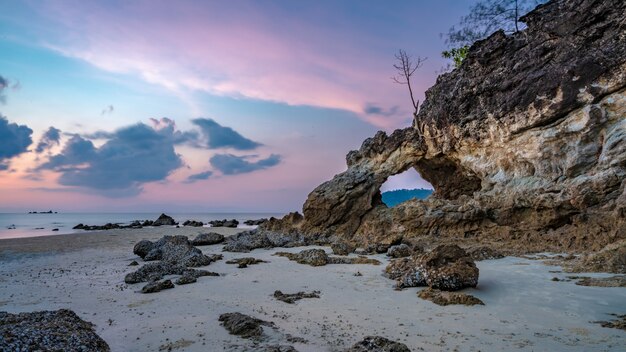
left=263, top=0, right=626, bottom=255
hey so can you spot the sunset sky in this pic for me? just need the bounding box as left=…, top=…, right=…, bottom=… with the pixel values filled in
left=0, top=0, right=473, bottom=212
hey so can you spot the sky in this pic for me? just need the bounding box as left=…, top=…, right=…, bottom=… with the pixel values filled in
left=0, top=0, right=474, bottom=213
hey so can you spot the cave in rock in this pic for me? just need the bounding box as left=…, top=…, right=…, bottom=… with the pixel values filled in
left=378, top=168, right=434, bottom=207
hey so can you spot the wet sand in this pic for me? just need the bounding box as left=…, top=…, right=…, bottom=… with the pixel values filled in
left=0, top=227, right=625, bottom=351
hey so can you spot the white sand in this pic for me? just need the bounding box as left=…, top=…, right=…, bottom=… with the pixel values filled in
left=0, top=228, right=625, bottom=351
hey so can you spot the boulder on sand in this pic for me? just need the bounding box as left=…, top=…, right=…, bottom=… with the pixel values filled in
left=152, top=213, right=177, bottom=226
left=191, top=232, right=225, bottom=246
left=345, top=336, right=410, bottom=352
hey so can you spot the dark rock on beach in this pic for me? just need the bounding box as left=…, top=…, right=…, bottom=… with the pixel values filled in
left=0, top=309, right=110, bottom=351
left=244, top=218, right=269, bottom=226
left=141, top=279, right=175, bottom=293
left=385, top=244, right=478, bottom=291
left=152, top=213, right=177, bottom=226
left=274, top=249, right=380, bottom=266
left=467, top=246, right=505, bottom=261
left=183, top=220, right=204, bottom=227
left=209, top=219, right=239, bottom=228
left=191, top=232, right=225, bottom=246
left=273, top=290, right=320, bottom=304
left=345, top=336, right=410, bottom=352
left=218, top=312, right=275, bottom=338
left=417, top=287, right=484, bottom=306
left=222, top=230, right=314, bottom=252
left=226, top=257, right=267, bottom=268
left=134, top=235, right=213, bottom=267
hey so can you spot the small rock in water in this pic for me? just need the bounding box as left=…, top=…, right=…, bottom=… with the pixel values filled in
left=152, top=213, right=177, bottom=226
left=128, top=260, right=139, bottom=266
left=273, top=290, right=320, bottom=304
left=243, top=218, right=268, bottom=226
left=344, top=336, right=410, bottom=352
left=182, top=219, right=204, bottom=227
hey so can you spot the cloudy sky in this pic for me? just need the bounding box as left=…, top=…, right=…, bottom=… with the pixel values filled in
left=0, top=0, right=473, bottom=212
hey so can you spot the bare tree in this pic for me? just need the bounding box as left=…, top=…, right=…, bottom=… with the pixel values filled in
left=392, top=50, right=426, bottom=135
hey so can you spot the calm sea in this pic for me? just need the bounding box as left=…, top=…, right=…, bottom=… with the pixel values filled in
left=0, top=212, right=284, bottom=239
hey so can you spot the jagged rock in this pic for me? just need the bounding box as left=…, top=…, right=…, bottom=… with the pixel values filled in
left=331, top=241, right=356, bottom=255
left=0, top=309, right=110, bottom=351
left=218, top=312, right=274, bottom=338
left=387, top=244, right=412, bottom=258
left=385, top=245, right=478, bottom=291
left=175, top=273, right=197, bottom=285
left=183, top=220, right=204, bottom=227
left=418, top=245, right=479, bottom=291
left=244, top=218, right=269, bottom=226
left=133, top=240, right=155, bottom=258
left=345, top=336, right=410, bottom=352
left=223, top=230, right=312, bottom=252
left=262, top=0, right=626, bottom=257
left=134, top=235, right=213, bottom=267
left=226, top=257, right=267, bottom=268
left=191, top=232, right=225, bottom=246
left=153, top=213, right=177, bottom=226
left=275, top=249, right=380, bottom=266
left=141, top=279, right=174, bottom=293
left=417, top=288, right=484, bottom=306
left=209, top=219, right=239, bottom=228
left=467, top=246, right=505, bottom=261
left=273, top=290, right=320, bottom=304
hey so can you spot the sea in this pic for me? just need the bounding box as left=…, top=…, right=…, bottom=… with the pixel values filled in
left=0, top=212, right=284, bottom=239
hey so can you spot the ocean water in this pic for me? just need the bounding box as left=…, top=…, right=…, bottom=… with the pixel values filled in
left=0, top=212, right=284, bottom=239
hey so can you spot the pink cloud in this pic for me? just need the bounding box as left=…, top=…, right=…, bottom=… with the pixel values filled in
left=34, top=0, right=434, bottom=129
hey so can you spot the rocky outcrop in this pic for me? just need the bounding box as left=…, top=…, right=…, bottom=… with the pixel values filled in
left=385, top=245, right=478, bottom=291
left=260, top=0, right=626, bottom=260
left=134, top=235, right=213, bottom=267
left=182, top=220, right=204, bottom=227
left=209, top=219, right=239, bottom=228
left=274, top=249, right=380, bottom=266
left=153, top=213, right=177, bottom=226
left=0, top=309, right=110, bottom=351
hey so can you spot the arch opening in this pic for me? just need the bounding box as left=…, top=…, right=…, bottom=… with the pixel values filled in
left=379, top=168, right=434, bottom=207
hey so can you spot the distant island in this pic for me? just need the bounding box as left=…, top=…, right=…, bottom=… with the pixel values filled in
left=381, top=188, right=433, bottom=207
left=28, top=210, right=58, bottom=214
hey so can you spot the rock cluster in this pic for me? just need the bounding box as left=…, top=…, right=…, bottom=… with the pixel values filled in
left=209, top=219, right=239, bottom=227
left=223, top=230, right=315, bottom=252
left=0, top=309, right=110, bottom=351
left=244, top=218, right=269, bottom=226
left=74, top=213, right=178, bottom=231
left=386, top=245, right=478, bottom=291
left=182, top=220, right=204, bottom=227
left=258, top=0, right=626, bottom=261
left=274, top=249, right=380, bottom=266
left=126, top=235, right=220, bottom=292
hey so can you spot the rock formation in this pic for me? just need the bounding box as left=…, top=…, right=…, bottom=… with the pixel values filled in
left=260, top=0, right=626, bottom=263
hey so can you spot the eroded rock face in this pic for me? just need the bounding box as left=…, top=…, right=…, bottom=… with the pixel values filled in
left=261, top=0, right=626, bottom=256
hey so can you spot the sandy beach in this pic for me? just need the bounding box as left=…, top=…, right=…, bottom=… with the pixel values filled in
left=0, top=227, right=624, bottom=351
